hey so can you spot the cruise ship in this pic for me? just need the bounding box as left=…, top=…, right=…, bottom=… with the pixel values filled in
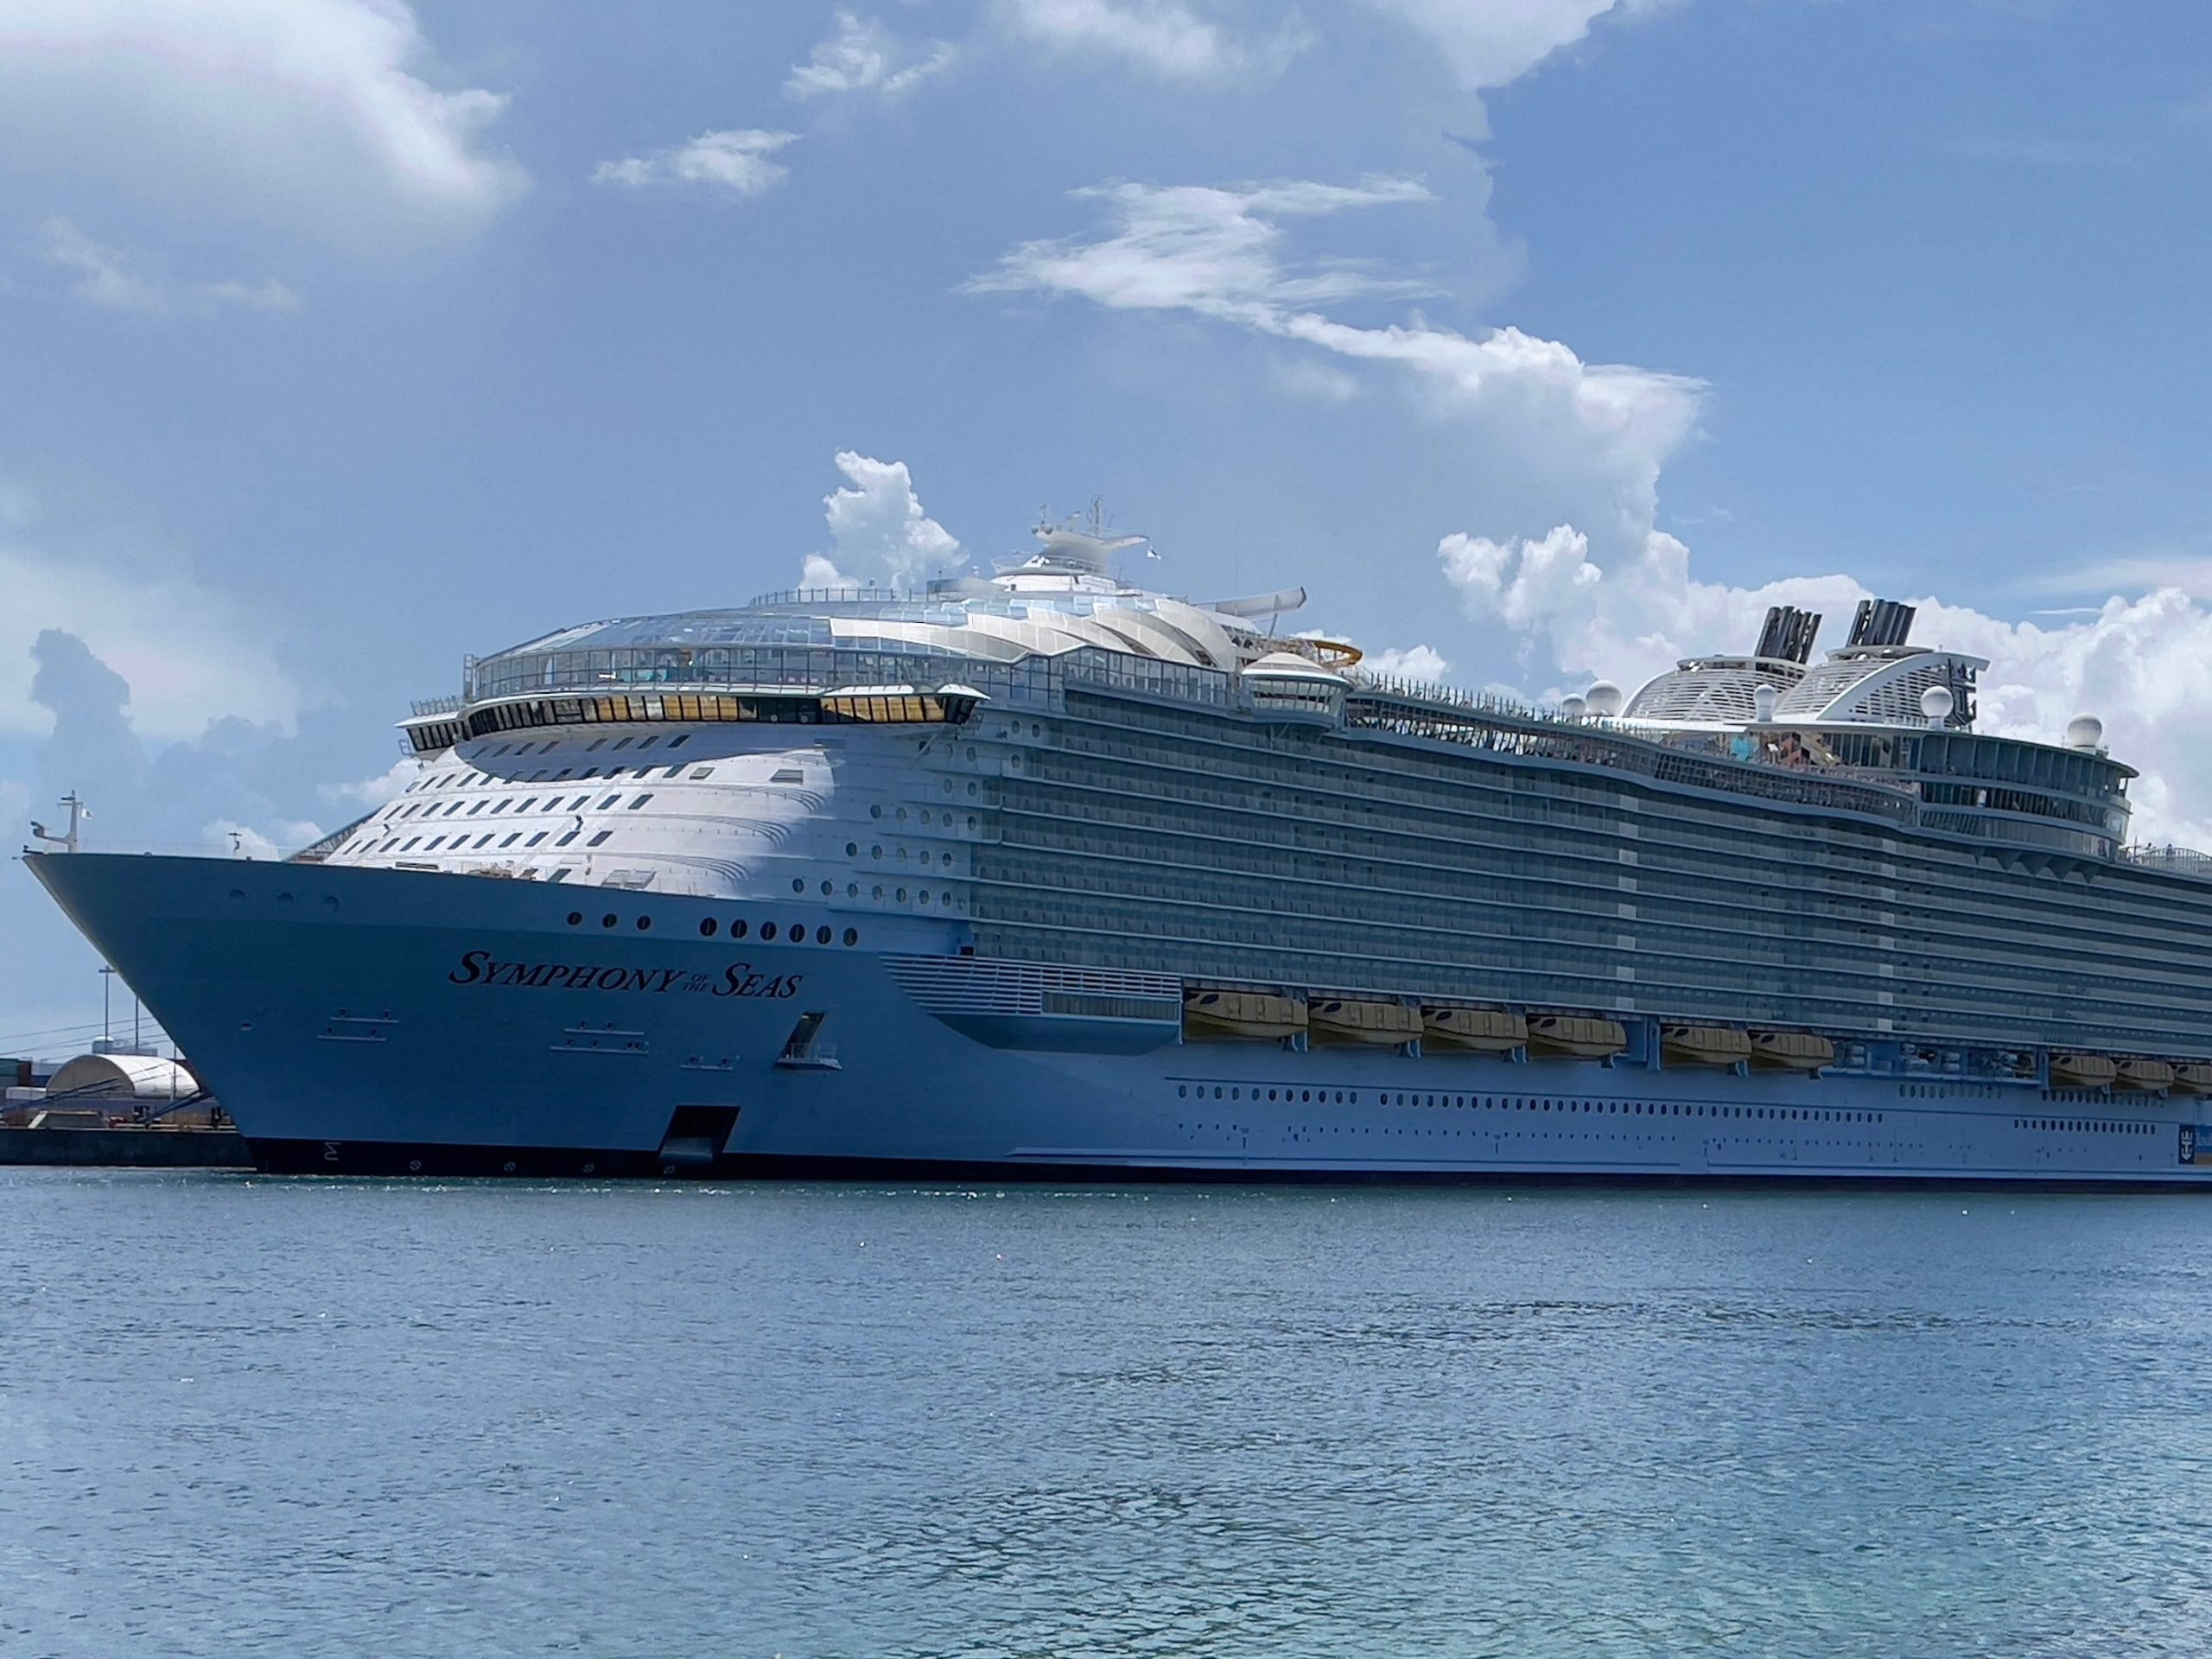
left=26, top=517, right=2212, bottom=1185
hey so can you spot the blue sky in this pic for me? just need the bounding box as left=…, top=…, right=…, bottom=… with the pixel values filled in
left=2, top=0, right=2208, bottom=1054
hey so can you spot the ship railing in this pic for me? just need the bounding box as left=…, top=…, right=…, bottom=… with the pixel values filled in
left=2120, top=842, right=2212, bottom=879
left=410, top=694, right=461, bottom=717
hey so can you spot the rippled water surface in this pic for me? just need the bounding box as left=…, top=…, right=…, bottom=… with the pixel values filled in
left=3, top=1172, right=2211, bottom=1656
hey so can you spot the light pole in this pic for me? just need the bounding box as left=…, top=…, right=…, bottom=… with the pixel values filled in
left=99, top=964, right=116, bottom=1050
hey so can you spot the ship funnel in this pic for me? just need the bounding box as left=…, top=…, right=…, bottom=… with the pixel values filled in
left=1848, top=598, right=1916, bottom=649
left=1755, top=605, right=1821, bottom=664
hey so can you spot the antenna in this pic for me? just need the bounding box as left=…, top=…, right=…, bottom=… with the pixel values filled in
left=29, top=791, right=88, bottom=854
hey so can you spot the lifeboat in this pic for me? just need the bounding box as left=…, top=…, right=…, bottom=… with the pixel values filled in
left=1748, top=1030, right=1835, bottom=1072
left=2049, top=1052, right=2117, bottom=1090
left=1662, top=1025, right=1754, bottom=1067
left=1309, top=998, right=1422, bottom=1046
left=1526, top=1014, right=1628, bottom=1059
left=1182, top=989, right=1306, bottom=1043
left=1421, top=1006, right=1529, bottom=1053
left=2114, top=1058, right=2177, bottom=1093
left=2171, top=1063, right=2212, bottom=1097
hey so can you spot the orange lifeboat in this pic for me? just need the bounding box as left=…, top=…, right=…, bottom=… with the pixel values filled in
left=1748, top=1030, right=1835, bottom=1072
left=1526, top=1014, right=1628, bottom=1059
left=1421, top=1006, right=1528, bottom=1053
left=2049, top=1053, right=2117, bottom=1090
left=1182, top=989, right=1306, bottom=1043
left=1662, top=1025, right=1754, bottom=1067
left=2171, top=1063, right=2212, bottom=1097
left=2114, top=1058, right=2177, bottom=1093
left=1309, top=998, right=1422, bottom=1046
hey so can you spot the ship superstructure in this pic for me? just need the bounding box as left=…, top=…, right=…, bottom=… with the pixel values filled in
left=27, top=516, right=2212, bottom=1183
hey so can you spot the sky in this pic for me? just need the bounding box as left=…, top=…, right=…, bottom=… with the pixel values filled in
left=2, top=0, right=2208, bottom=1056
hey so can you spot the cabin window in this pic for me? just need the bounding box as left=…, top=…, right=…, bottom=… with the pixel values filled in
left=588, top=830, right=612, bottom=846
left=628, top=793, right=652, bottom=810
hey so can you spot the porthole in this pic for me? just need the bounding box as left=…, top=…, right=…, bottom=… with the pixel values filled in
left=816, top=925, right=831, bottom=944
left=895, top=807, right=907, bottom=822
left=896, top=888, right=907, bottom=902
left=842, top=928, right=859, bottom=946
left=601, top=913, right=617, bottom=928
left=870, top=804, right=882, bottom=819
left=1179, top=1085, right=1188, bottom=1098
left=872, top=886, right=883, bottom=899
left=847, top=883, right=858, bottom=898
left=820, top=881, right=833, bottom=897
left=567, top=911, right=582, bottom=926
left=760, top=921, right=778, bottom=941
left=731, top=920, right=749, bottom=940
left=791, top=878, right=805, bottom=893
left=635, top=916, right=652, bottom=931
left=700, top=918, right=718, bottom=938
left=846, top=842, right=858, bottom=856
left=788, top=919, right=804, bottom=939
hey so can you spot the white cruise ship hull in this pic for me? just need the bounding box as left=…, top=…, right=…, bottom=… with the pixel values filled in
left=33, top=852, right=2212, bottom=1187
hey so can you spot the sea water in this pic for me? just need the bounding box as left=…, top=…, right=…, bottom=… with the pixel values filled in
left=3, top=1171, right=2209, bottom=1657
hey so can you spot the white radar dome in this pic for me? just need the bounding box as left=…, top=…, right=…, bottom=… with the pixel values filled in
left=1920, top=684, right=1955, bottom=726
left=1560, top=694, right=1588, bottom=720
left=2065, top=713, right=2105, bottom=750
left=1752, top=683, right=1778, bottom=721
left=1585, top=681, right=1624, bottom=718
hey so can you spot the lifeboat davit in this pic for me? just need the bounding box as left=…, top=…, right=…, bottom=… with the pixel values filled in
left=1526, top=1014, right=1628, bottom=1059
left=2171, top=1063, right=2212, bottom=1097
left=2114, top=1058, right=2177, bottom=1093
left=1421, top=1006, right=1529, bottom=1053
left=1182, top=989, right=1306, bottom=1043
left=1748, top=1030, right=1835, bottom=1072
left=1309, top=998, right=1422, bottom=1046
left=1662, top=1025, right=1753, bottom=1067
left=2049, top=1052, right=2117, bottom=1090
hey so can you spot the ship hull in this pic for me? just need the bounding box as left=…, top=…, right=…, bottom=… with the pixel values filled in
left=30, top=853, right=2212, bottom=1188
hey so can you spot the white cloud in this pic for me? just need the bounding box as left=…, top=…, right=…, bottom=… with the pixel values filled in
left=786, top=12, right=956, bottom=99
left=0, top=0, right=525, bottom=243
left=319, top=757, right=421, bottom=814
left=799, top=453, right=962, bottom=593
left=0, top=543, right=300, bottom=741
left=969, top=178, right=1701, bottom=534
left=1435, top=524, right=2212, bottom=849
left=39, top=218, right=301, bottom=315
left=969, top=177, right=1440, bottom=317
left=994, top=0, right=1309, bottom=84
left=1362, top=643, right=1450, bottom=681
left=203, top=816, right=324, bottom=860
left=592, top=130, right=798, bottom=200
left=1354, top=0, right=1673, bottom=100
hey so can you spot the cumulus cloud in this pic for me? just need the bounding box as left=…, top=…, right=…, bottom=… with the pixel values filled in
left=0, top=542, right=300, bottom=741
left=994, top=0, right=1310, bottom=84
left=1361, top=643, right=1451, bottom=681
left=39, top=218, right=301, bottom=315
left=969, top=177, right=1701, bottom=539
left=592, top=130, right=798, bottom=199
left=319, top=756, right=421, bottom=813
left=798, top=452, right=962, bottom=592
left=1354, top=0, right=1673, bottom=102
left=786, top=12, right=956, bottom=99
left=0, top=0, right=525, bottom=243
left=1436, top=524, right=2212, bottom=849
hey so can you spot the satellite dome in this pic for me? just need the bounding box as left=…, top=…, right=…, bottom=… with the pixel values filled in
left=1920, top=684, right=1955, bottom=726
left=2065, top=713, right=2105, bottom=750
left=1752, top=683, right=1778, bottom=722
left=1585, top=681, right=1624, bottom=718
left=1560, top=694, right=1588, bottom=720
